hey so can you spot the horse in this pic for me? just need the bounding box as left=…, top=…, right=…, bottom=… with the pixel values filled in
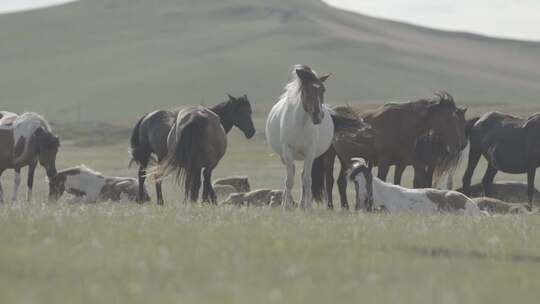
left=457, top=181, right=540, bottom=205
left=130, top=94, right=255, bottom=204
left=213, top=175, right=251, bottom=193
left=412, top=115, right=479, bottom=189
left=266, top=65, right=370, bottom=209
left=222, top=189, right=284, bottom=207
left=312, top=92, right=467, bottom=209
left=462, top=111, right=540, bottom=208
left=348, top=158, right=482, bottom=215
left=0, top=112, right=60, bottom=202
left=49, top=165, right=151, bottom=203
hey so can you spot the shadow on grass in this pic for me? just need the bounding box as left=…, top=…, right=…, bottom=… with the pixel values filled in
left=398, top=244, right=540, bottom=264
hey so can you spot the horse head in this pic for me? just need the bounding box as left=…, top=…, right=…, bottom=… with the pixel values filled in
left=34, top=127, right=60, bottom=179
left=427, top=91, right=467, bottom=153
left=226, top=94, right=256, bottom=139
left=348, top=157, right=374, bottom=211
left=295, top=65, right=331, bottom=125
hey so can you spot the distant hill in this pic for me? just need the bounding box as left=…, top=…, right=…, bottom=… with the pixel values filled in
left=1, top=0, right=539, bottom=123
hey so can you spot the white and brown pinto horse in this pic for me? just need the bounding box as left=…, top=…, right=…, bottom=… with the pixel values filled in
left=348, top=158, right=482, bottom=215
left=266, top=65, right=333, bottom=209
left=0, top=112, right=59, bottom=202
left=49, top=165, right=150, bottom=203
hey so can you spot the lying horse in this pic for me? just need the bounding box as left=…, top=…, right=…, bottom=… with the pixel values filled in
left=457, top=181, right=540, bottom=205
left=348, top=158, right=482, bottom=215
left=213, top=176, right=251, bottom=193
left=130, top=94, right=255, bottom=204
left=462, top=111, right=540, bottom=208
left=222, top=189, right=284, bottom=207
left=0, top=112, right=60, bottom=202
left=471, top=197, right=530, bottom=214
left=49, top=165, right=150, bottom=203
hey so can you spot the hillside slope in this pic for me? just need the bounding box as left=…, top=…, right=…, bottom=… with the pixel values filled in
left=1, top=0, right=539, bottom=123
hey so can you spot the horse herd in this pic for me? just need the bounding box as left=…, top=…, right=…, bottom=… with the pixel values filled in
left=1, top=64, right=539, bottom=215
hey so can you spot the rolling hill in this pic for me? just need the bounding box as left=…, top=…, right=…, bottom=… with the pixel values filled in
left=1, top=0, right=539, bottom=124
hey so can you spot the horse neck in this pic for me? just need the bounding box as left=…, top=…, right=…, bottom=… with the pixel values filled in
left=210, top=101, right=233, bottom=133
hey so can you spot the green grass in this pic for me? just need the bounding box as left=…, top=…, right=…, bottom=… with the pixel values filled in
left=2, top=1, right=540, bottom=303
left=0, top=202, right=539, bottom=304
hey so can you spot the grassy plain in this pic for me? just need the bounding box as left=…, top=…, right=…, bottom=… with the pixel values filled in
left=2, top=0, right=540, bottom=303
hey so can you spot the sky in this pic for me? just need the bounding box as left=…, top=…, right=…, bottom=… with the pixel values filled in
left=1, top=0, right=539, bottom=41
left=0, top=0, right=78, bottom=14
left=323, top=0, right=540, bottom=41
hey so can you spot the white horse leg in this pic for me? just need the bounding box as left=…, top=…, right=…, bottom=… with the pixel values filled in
left=300, top=155, right=315, bottom=209
left=282, top=147, right=295, bottom=208
left=12, top=169, right=21, bottom=202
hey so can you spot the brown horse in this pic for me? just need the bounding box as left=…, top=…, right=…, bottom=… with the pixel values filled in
left=412, top=114, right=477, bottom=189
left=312, top=92, right=467, bottom=209
left=130, top=94, right=255, bottom=204
left=462, top=111, right=540, bottom=208
left=0, top=112, right=60, bottom=202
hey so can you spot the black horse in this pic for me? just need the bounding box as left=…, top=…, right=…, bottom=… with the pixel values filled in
left=462, top=111, right=540, bottom=207
left=130, top=94, right=255, bottom=204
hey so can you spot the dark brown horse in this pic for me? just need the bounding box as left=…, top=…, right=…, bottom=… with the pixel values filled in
left=462, top=111, right=540, bottom=208
left=0, top=112, right=60, bottom=202
left=312, top=92, right=467, bottom=209
left=412, top=113, right=477, bottom=189
left=130, top=94, right=255, bottom=204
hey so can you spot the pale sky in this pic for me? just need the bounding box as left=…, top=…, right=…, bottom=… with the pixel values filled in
left=0, top=0, right=78, bottom=14
left=324, top=0, right=540, bottom=41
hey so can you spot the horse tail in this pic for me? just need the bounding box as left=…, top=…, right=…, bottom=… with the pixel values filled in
left=129, top=113, right=148, bottom=168
left=160, top=114, right=206, bottom=202
left=465, top=116, right=480, bottom=139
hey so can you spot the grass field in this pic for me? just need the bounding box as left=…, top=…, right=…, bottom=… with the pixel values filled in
left=2, top=0, right=540, bottom=303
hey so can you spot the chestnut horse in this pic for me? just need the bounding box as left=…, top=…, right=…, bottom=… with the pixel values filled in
left=312, top=92, right=467, bottom=209
left=130, top=95, right=255, bottom=204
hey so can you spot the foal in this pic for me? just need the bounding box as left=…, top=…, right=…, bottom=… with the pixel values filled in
left=348, top=158, right=482, bottom=215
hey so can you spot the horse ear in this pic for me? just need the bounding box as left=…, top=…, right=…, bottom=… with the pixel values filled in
left=227, top=94, right=236, bottom=101
left=459, top=107, right=468, bottom=114
left=243, top=94, right=247, bottom=99
left=319, top=73, right=331, bottom=83
left=296, top=68, right=317, bottom=83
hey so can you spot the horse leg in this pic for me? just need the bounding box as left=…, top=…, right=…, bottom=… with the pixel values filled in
left=300, top=153, right=316, bottom=209
left=462, top=146, right=481, bottom=195
left=26, top=161, right=37, bottom=202
left=377, top=159, right=390, bottom=182
left=481, top=164, right=498, bottom=198
left=337, top=158, right=350, bottom=210
left=12, top=168, right=21, bottom=202
left=203, top=167, right=217, bottom=205
left=155, top=174, right=164, bottom=205
left=393, top=163, right=406, bottom=185
left=446, top=166, right=456, bottom=190
left=281, top=148, right=295, bottom=209
left=0, top=169, right=4, bottom=203
left=527, top=167, right=536, bottom=209
left=137, top=157, right=150, bottom=203
left=325, top=150, right=336, bottom=210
